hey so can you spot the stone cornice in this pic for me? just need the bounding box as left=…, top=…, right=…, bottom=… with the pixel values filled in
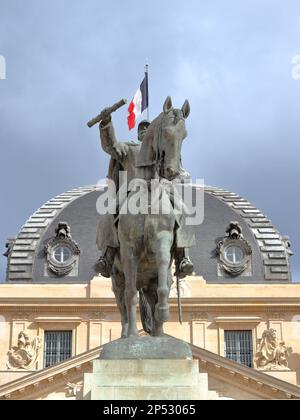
left=189, top=342, right=300, bottom=399
left=1, top=296, right=300, bottom=305
left=1, top=297, right=300, bottom=316
left=213, top=316, right=262, bottom=324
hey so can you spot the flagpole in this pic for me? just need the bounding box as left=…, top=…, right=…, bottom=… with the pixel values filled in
left=145, top=62, right=149, bottom=121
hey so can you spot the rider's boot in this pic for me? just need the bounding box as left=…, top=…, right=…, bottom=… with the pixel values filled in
left=95, top=247, right=117, bottom=278
left=175, top=248, right=194, bottom=278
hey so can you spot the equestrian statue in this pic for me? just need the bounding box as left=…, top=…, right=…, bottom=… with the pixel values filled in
left=89, top=96, right=195, bottom=338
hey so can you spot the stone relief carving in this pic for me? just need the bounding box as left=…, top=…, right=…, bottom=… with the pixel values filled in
left=44, top=222, right=80, bottom=276
left=216, top=221, right=252, bottom=276
left=3, top=237, right=16, bottom=258
left=281, top=235, right=293, bottom=258
left=7, top=331, right=41, bottom=370
left=11, top=312, right=30, bottom=320
left=254, top=328, right=292, bottom=370
left=190, top=312, right=208, bottom=321
left=65, top=381, right=83, bottom=398
left=88, top=312, right=106, bottom=320
left=269, top=313, right=286, bottom=321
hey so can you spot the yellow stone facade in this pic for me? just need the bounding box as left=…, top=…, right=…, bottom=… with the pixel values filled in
left=1, top=275, right=300, bottom=399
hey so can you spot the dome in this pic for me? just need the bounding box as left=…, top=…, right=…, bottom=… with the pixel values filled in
left=5, top=185, right=292, bottom=283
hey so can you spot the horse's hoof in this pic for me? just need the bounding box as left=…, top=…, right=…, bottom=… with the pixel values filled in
left=154, top=304, right=169, bottom=323
left=127, top=329, right=139, bottom=338
left=151, top=332, right=163, bottom=337
left=151, top=325, right=164, bottom=337
left=121, top=324, right=128, bottom=339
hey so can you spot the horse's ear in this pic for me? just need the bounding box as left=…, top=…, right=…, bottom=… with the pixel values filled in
left=182, top=99, right=190, bottom=119
left=163, top=96, right=173, bottom=114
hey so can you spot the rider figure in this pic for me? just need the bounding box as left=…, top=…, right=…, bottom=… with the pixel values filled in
left=96, top=109, right=194, bottom=278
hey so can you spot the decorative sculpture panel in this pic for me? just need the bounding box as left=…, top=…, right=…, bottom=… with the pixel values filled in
left=7, top=331, right=41, bottom=370
left=255, top=328, right=292, bottom=370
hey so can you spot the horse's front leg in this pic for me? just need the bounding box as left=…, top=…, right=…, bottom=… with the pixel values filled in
left=154, top=233, right=173, bottom=323
left=122, top=248, right=139, bottom=338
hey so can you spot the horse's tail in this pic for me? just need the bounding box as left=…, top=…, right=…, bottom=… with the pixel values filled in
left=139, top=288, right=153, bottom=334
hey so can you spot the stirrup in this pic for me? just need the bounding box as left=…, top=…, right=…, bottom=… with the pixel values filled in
left=177, top=257, right=193, bottom=278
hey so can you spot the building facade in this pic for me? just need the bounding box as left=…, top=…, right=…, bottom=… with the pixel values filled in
left=1, top=185, right=300, bottom=400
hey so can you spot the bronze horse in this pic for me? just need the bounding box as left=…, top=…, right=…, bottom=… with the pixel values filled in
left=111, top=96, right=190, bottom=338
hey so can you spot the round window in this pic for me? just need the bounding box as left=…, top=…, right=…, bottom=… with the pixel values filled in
left=53, top=246, right=72, bottom=263
left=224, top=245, right=245, bottom=264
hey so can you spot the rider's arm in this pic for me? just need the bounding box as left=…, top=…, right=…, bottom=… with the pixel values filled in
left=99, top=119, right=128, bottom=160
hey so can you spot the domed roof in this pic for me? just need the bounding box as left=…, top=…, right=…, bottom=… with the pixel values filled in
left=5, top=185, right=292, bottom=283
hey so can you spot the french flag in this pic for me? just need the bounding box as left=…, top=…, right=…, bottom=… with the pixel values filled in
left=127, top=72, right=149, bottom=130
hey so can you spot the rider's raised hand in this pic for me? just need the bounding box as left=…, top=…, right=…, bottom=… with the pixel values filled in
left=98, top=107, right=112, bottom=127
left=113, top=142, right=129, bottom=159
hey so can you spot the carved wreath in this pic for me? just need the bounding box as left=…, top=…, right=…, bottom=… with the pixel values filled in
left=44, top=222, right=80, bottom=276
left=217, top=221, right=252, bottom=276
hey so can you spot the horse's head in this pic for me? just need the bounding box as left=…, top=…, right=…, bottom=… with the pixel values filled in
left=159, top=96, right=190, bottom=180
left=136, top=96, right=190, bottom=181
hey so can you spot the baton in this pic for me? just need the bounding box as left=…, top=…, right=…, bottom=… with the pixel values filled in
left=87, top=98, right=127, bottom=128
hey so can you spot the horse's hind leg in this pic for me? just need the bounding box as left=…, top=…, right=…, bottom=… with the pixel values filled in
left=154, top=234, right=173, bottom=323
left=111, top=270, right=128, bottom=338
left=121, top=246, right=139, bottom=338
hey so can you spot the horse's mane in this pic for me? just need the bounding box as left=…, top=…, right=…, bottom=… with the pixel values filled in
left=136, top=112, right=164, bottom=168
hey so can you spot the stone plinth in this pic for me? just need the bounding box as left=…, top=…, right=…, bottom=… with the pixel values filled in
left=82, top=359, right=218, bottom=400
left=81, top=336, right=218, bottom=400
left=100, top=336, right=192, bottom=360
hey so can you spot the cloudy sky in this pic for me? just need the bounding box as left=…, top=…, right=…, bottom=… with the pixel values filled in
left=0, top=0, right=300, bottom=281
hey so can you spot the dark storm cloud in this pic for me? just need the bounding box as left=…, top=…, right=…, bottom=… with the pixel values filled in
left=0, top=0, right=299, bottom=281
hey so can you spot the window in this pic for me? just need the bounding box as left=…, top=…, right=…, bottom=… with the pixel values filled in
left=44, top=331, right=72, bottom=368
left=53, top=245, right=72, bottom=263
left=224, top=330, right=253, bottom=367
left=224, top=245, right=245, bottom=264
left=216, top=222, right=252, bottom=276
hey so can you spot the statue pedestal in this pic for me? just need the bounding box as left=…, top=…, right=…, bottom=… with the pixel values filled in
left=82, top=359, right=218, bottom=400
left=80, top=336, right=218, bottom=400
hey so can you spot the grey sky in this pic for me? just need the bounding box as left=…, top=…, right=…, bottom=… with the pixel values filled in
left=0, top=0, right=300, bottom=281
